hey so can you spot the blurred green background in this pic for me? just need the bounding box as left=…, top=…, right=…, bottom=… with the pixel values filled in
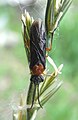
left=0, top=0, right=78, bottom=120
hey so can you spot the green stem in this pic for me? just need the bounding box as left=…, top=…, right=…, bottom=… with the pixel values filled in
left=26, top=81, right=38, bottom=120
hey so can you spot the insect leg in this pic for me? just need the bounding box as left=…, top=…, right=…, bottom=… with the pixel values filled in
left=31, top=83, right=36, bottom=108
left=37, top=84, right=43, bottom=108
left=46, top=32, right=53, bottom=51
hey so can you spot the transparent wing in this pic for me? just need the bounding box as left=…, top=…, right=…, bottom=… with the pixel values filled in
left=14, top=0, right=47, bottom=20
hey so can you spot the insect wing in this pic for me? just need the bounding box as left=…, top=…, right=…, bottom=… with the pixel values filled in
left=30, top=21, right=46, bottom=70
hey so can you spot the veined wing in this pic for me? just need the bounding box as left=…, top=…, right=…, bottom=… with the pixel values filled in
left=14, top=0, right=47, bottom=20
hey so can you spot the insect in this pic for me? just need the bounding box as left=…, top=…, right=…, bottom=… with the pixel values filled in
left=30, top=20, right=46, bottom=108
left=21, top=11, right=54, bottom=108
left=20, top=0, right=54, bottom=108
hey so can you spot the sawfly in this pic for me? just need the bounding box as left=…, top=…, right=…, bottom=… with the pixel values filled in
left=29, top=20, right=46, bottom=108
left=17, top=0, right=54, bottom=108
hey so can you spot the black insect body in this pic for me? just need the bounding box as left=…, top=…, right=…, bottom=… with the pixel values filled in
left=30, top=20, right=46, bottom=108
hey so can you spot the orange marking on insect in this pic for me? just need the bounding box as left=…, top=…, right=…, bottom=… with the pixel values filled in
left=32, top=64, right=44, bottom=75
left=46, top=37, right=53, bottom=51
left=46, top=45, right=52, bottom=51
